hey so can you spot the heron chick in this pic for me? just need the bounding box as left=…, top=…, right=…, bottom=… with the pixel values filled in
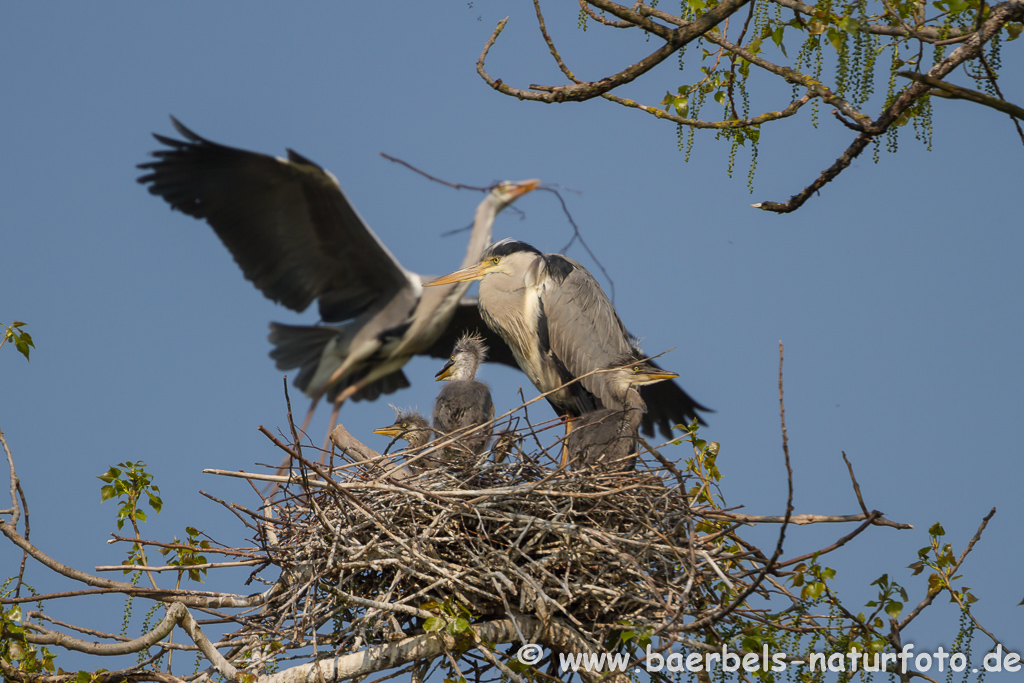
left=433, top=333, right=494, bottom=456
left=426, top=238, right=708, bottom=453
left=568, top=355, right=679, bottom=470
left=373, top=408, right=433, bottom=451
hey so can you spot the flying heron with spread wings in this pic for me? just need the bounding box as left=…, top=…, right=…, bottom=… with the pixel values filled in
left=138, top=118, right=539, bottom=435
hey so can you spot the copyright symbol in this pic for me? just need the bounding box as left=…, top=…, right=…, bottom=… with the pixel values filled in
left=516, top=643, right=543, bottom=665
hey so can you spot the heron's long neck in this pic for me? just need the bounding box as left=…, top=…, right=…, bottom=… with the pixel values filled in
left=449, top=354, right=481, bottom=381
left=405, top=427, right=432, bottom=450
left=464, top=198, right=499, bottom=268
left=620, top=386, right=646, bottom=413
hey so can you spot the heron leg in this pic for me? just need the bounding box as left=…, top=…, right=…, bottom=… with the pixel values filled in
left=560, top=419, right=575, bottom=468
left=299, top=395, right=321, bottom=438
left=321, top=399, right=344, bottom=455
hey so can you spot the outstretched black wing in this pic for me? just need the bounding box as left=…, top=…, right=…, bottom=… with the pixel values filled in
left=138, top=117, right=417, bottom=322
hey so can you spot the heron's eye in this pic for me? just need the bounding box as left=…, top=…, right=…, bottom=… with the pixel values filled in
left=401, top=423, right=408, bottom=429
left=633, top=366, right=640, bottom=372
left=450, top=356, right=454, bottom=361
left=491, top=257, right=500, bottom=265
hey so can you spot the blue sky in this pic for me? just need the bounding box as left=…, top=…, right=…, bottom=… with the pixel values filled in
left=2, top=1, right=1022, bottom=677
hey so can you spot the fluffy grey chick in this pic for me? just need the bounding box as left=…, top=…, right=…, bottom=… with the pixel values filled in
left=568, top=355, right=679, bottom=470
left=433, top=333, right=494, bottom=455
left=373, top=409, right=433, bottom=450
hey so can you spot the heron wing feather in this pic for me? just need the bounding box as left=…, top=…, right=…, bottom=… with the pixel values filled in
left=539, top=256, right=631, bottom=407
left=137, top=118, right=417, bottom=321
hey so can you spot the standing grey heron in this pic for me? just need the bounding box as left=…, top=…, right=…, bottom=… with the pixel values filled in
left=426, top=239, right=708, bottom=451
left=432, top=332, right=494, bottom=456
left=137, top=117, right=539, bottom=435
left=568, top=355, right=678, bottom=470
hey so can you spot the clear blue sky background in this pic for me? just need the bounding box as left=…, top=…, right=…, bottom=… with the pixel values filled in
left=2, top=2, right=1021, bottom=677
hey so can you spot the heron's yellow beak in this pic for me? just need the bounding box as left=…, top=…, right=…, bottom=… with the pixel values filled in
left=373, top=426, right=401, bottom=438
left=644, top=370, right=680, bottom=383
left=426, top=261, right=495, bottom=287
left=435, top=358, right=455, bottom=381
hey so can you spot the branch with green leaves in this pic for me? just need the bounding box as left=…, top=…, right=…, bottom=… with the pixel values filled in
left=481, top=0, right=1024, bottom=210
left=1, top=322, right=33, bottom=362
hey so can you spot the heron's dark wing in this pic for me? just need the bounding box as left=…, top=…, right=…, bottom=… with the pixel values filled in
left=538, top=255, right=632, bottom=406
left=637, top=362, right=711, bottom=438
left=539, top=256, right=710, bottom=437
left=138, top=117, right=417, bottom=321
left=422, top=299, right=519, bottom=369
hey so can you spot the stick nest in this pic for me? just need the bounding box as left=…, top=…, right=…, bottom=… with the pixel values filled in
left=245, top=435, right=752, bottom=655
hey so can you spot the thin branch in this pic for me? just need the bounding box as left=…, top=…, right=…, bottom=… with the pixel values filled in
left=897, top=70, right=1024, bottom=120
left=477, top=0, right=754, bottom=103
left=897, top=508, right=997, bottom=631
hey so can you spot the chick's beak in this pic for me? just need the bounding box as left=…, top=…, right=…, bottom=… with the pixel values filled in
left=650, top=371, right=679, bottom=382
left=641, top=370, right=680, bottom=383
left=435, top=358, right=455, bottom=381
left=373, top=427, right=401, bottom=437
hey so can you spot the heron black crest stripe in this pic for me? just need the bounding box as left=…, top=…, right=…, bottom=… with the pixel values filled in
left=485, top=239, right=541, bottom=259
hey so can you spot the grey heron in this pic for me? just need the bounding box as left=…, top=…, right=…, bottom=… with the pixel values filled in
left=373, top=409, right=433, bottom=451
left=432, top=332, right=494, bottom=456
left=426, top=239, right=709, bottom=449
left=568, top=355, right=679, bottom=470
left=137, top=118, right=539, bottom=434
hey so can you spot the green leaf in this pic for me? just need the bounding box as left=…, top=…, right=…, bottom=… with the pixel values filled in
left=447, top=617, right=470, bottom=634
left=838, top=16, right=861, bottom=34
left=97, top=468, right=120, bottom=483
left=804, top=581, right=825, bottom=600
left=8, top=605, right=23, bottom=622
left=15, top=337, right=32, bottom=360
left=1008, top=23, right=1023, bottom=40
left=884, top=601, right=903, bottom=618
left=423, top=617, right=443, bottom=633
left=100, top=485, right=117, bottom=502
left=826, top=27, right=844, bottom=52
left=929, top=522, right=946, bottom=536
